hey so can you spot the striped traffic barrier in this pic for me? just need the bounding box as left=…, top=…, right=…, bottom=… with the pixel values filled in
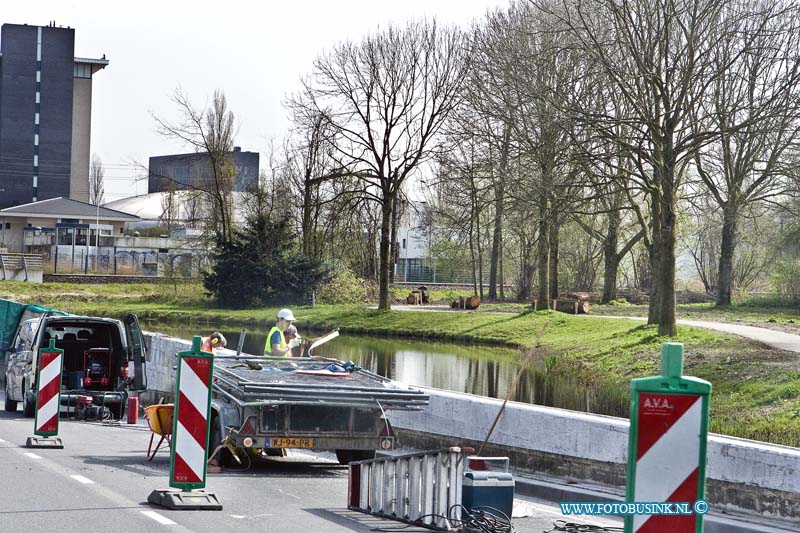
left=147, top=336, right=222, bottom=510
left=625, top=342, right=712, bottom=533
left=25, top=339, right=65, bottom=449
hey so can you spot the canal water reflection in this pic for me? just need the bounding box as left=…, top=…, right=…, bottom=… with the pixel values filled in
left=143, top=322, right=628, bottom=418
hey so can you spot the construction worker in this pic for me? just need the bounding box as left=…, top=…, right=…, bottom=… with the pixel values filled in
left=265, top=308, right=301, bottom=357
left=284, top=325, right=306, bottom=357
left=201, top=332, right=227, bottom=353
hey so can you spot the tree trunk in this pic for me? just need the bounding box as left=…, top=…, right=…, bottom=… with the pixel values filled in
left=656, top=177, right=677, bottom=337
left=499, top=238, right=505, bottom=300
left=647, top=193, right=661, bottom=325
left=488, top=185, right=504, bottom=301
left=301, top=183, right=314, bottom=256
left=716, top=204, right=738, bottom=306
left=548, top=210, right=560, bottom=301
left=488, top=130, right=509, bottom=301
left=601, top=207, right=620, bottom=303
left=536, top=193, right=550, bottom=310
left=377, top=195, right=394, bottom=311
left=389, top=195, right=400, bottom=284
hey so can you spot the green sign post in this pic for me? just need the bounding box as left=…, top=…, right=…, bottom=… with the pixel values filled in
left=625, top=342, right=711, bottom=533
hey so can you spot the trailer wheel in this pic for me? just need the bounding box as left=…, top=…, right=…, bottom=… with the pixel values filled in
left=209, top=417, right=234, bottom=467
left=4, top=383, right=18, bottom=412
left=335, top=449, right=376, bottom=465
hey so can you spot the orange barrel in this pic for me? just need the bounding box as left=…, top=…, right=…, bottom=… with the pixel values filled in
left=127, top=396, right=139, bottom=424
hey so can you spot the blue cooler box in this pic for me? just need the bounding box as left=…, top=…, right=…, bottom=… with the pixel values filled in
left=462, top=471, right=515, bottom=520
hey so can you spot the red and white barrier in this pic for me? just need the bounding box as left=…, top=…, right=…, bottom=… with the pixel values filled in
left=35, top=349, right=63, bottom=435
left=148, top=336, right=221, bottom=510
left=632, top=393, right=704, bottom=532
left=26, top=342, right=65, bottom=449
left=171, top=355, right=213, bottom=486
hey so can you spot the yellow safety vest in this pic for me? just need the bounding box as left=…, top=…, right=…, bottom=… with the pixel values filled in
left=265, top=326, right=286, bottom=356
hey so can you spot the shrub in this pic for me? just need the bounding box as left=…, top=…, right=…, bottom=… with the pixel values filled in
left=204, top=214, right=328, bottom=308
left=317, top=268, right=372, bottom=304
left=771, top=260, right=800, bottom=305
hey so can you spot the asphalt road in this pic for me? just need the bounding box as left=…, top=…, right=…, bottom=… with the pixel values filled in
left=0, top=394, right=623, bottom=533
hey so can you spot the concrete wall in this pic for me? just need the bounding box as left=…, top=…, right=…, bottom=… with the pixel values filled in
left=389, top=389, right=800, bottom=521
left=69, top=77, right=91, bottom=203
left=141, top=333, right=800, bottom=521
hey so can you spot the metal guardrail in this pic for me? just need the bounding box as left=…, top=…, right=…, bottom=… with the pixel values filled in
left=348, top=448, right=466, bottom=530
left=0, top=253, right=43, bottom=281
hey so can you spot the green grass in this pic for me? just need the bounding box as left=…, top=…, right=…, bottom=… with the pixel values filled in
left=3, top=280, right=800, bottom=445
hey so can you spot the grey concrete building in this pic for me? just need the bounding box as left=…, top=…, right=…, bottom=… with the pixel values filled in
left=0, top=22, right=108, bottom=209
left=148, top=147, right=259, bottom=194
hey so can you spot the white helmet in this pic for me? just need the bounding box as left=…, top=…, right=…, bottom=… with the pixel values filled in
left=277, top=308, right=296, bottom=321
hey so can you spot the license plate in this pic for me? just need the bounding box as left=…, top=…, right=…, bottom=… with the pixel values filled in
left=268, top=437, right=314, bottom=449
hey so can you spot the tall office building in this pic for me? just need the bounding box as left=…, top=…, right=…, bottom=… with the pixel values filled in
left=0, top=22, right=108, bottom=208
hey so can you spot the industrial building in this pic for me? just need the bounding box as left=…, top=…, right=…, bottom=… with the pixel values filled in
left=0, top=22, right=108, bottom=209
left=148, top=147, right=259, bottom=194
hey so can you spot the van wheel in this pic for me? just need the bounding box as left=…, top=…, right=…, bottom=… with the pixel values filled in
left=22, top=390, right=35, bottom=417
left=335, top=449, right=376, bottom=465
left=4, top=384, right=18, bottom=412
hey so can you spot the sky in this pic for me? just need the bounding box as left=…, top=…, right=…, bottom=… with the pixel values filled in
left=2, top=0, right=507, bottom=202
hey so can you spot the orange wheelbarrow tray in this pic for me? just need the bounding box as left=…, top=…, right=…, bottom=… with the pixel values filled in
left=144, top=404, right=174, bottom=461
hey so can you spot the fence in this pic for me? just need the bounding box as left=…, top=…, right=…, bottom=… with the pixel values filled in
left=47, top=248, right=208, bottom=278
left=394, top=260, right=496, bottom=286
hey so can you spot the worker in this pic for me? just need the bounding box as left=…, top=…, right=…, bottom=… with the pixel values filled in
left=284, top=325, right=306, bottom=357
left=201, top=332, right=227, bottom=353
left=265, top=308, right=301, bottom=357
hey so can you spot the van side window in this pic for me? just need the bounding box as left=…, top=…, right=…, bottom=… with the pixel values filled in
left=15, top=321, right=36, bottom=352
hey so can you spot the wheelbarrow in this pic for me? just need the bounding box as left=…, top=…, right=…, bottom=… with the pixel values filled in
left=144, top=404, right=174, bottom=461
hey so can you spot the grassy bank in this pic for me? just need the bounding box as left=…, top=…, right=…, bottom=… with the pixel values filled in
left=2, top=280, right=799, bottom=446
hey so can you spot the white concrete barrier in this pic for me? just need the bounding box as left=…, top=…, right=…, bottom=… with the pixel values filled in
left=388, top=388, right=800, bottom=496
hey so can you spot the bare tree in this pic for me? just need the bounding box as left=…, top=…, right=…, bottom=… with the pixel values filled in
left=153, top=89, right=237, bottom=243
left=296, top=20, right=469, bottom=310
left=547, top=0, right=755, bottom=335
left=89, top=154, right=104, bottom=206
left=692, top=0, right=800, bottom=305
left=160, top=182, right=179, bottom=234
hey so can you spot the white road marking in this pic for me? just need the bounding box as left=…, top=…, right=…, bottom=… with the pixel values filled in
left=141, top=511, right=176, bottom=525
left=70, top=475, right=95, bottom=484
left=0, top=437, right=7, bottom=443
left=24, top=452, right=42, bottom=459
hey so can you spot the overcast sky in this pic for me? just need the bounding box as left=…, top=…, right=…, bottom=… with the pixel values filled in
left=2, top=0, right=506, bottom=202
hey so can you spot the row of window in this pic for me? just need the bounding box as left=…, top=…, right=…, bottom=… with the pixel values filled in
left=57, top=227, right=113, bottom=247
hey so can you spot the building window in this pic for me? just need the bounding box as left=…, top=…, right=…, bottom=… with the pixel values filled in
left=73, top=63, right=92, bottom=78
left=75, top=228, right=88, bottom=246
left=57, top=227, right=74, bottom=246
left=402, top=238, right=406, bottom=249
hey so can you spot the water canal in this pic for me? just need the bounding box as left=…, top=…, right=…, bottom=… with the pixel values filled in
left=143, top=321, right=629, bottom=418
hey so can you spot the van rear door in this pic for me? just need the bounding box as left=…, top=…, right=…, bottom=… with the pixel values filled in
left=124, top=314, right=146, bottom=391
